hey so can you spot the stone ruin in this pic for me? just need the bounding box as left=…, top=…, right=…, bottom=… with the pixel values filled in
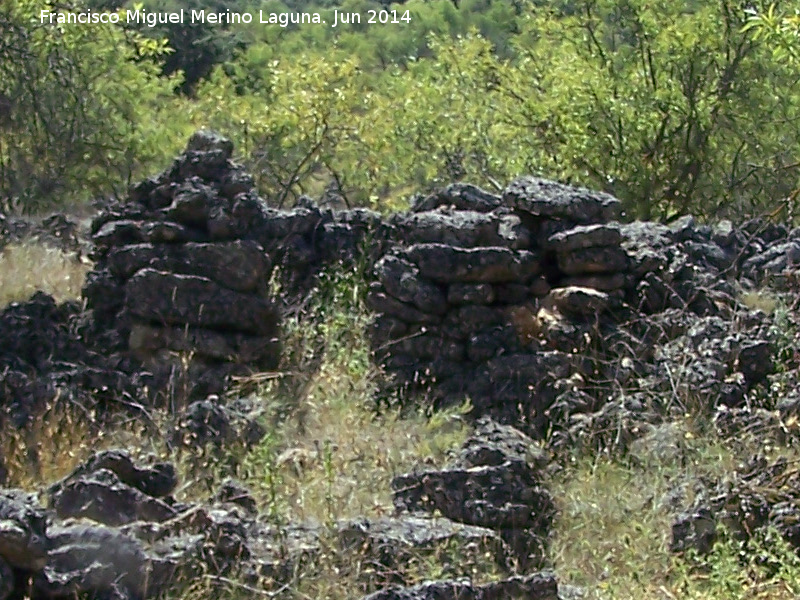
left=84, top=131, right=283, bottom=372
left=6, top=131, right=800, bottom=597
left=1, top=130, right=795, bottom=428
left=0, top=420, right=559, bottom=600
left=77, top=131, right=392, bottom=399
left=370, top=178, right=626, bottom=431
left=3, top=131, right=800, bottom=441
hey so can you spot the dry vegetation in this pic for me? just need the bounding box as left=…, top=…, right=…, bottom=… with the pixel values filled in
left=0, top=241, right=91, bottom=307
left=6, top=241, right=800, bottom=599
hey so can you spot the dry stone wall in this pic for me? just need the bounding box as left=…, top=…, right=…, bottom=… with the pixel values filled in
left=369, top=178, right=628, bottom=430
left=10, top=130, right=800, bottom=428
left=83, top=132, right=389, bottom=389
left=85, top=131, right=282, bottom=370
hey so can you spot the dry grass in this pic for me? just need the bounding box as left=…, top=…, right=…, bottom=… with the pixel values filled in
left=0, top=241, right=91, bottom=307
left=740, top=289, right=780, bottom=314
left=229, top=287, right=466, bottom=528
left=551, top=429, right=800, bottom=600
left=7, top=261, right=800, bottom=599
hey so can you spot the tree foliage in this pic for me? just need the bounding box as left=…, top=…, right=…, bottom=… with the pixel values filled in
left=3, top=0, right=800, bottom=220
left=0, top=0, right=183, bottom=210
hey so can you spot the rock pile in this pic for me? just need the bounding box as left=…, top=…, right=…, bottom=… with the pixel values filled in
left=85, top=131, right=282, bottom=372
left=0, top=445, right=559, bottom=600
left=370, top=178, right=626, bottom=430
left=392, top=417, right=554, bottom=570
left=670, top=454, right=800, bottom=557
left=0, top=211, right=87, bottom=255
left=0, top=292, right=150, bottom=430
left=369, top=179, right=800, bottom=449
left=0, top=450, right=322, bottom=599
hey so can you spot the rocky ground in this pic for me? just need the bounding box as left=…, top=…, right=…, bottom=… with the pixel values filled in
left=3, top=132, right=800, bottom=599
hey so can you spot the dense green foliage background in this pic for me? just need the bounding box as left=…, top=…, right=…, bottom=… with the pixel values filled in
left=1, top=0, right=799, bottom=219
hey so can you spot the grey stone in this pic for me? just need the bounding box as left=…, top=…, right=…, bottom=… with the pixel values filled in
left=376, top=255, right=448, bottom=315
left=129, top=323, right=280, bottom=365
left=395, top=210, right=528, bottom=249
left=546, top=223, right=622, bottom=252
left=107, top=240, right=272, bottom=293
left=504, top=176, right=621, bottom=223
left=546, top=286, right=610, bottom=317
left=557, top=246, right=629, bottom=275
left=405, top=244, right=540, bottom=284
left=49, top=449, right=177, bottom=499
left=411, top=183, right=503, bottom=213
left=367, top=286, right=442, bottom=325
left=50, top=468, right=177, bottom=526
left=125, top=269, right=280, bottom=336
left=0, top=489, right=47, bottom=571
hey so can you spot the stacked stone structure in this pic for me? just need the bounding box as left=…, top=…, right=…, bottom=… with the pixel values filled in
left=369, top=177, right=624, bottom=430
left=83, top=131, right=282, bottom=370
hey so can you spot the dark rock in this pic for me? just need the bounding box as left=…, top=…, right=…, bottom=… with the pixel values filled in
left=36, top=523, right=149, bottom=599
left=392, top=459, right=554, bottom=565
left=161, top=178, right=216, bottom=227
left=186, top=130, right=234, bottom=159
left=369, top=316, right=409, bottom=348
left=466, top=326, right=523, bottom=363
left=339, top=515, right=511, bottom=573
left=50, top=468, right=177, bottom=526
left=546, top=287, right=610, bottom=317
left=214, top=479, right=257, bottom=514
left=405, top=244, right=540, bottom=284
left=529, top=277, right=552, bottom=297
left=367, top=286, right=442, bottom=325
left=0, top=556, right=11, bottom=600
left=170, top=398, right=266, bottom=448
left=492, top=283, right=530, bottom=305
left=107, top=240, right=272, bottom=293
left=504, top=176, right=621, bottom=224
left=411, top=183, right=503, bottom=213
left=619, top=221, right=672, bottom=274
left=561, top=273, right=626, bottom=292
left=557, top=246, right=629, bottom=275
left=49, top=449, right=177, bottom=499
left=443, top=306, right=507, bottom=340
left=736, top=340, right=773, bottom=385
left=93, top=220, right=207, bottom=248
left=92, top=219, right=148, bottom=247
left=125, top=269, right=280, bottom=336
left=0, top=489, right=47, bottom=571
left=129, top=323, right=280, bottom=366
left=394, top=210, right=528, bottom=249
left=447, top=283, right=495, bottom=305
left=459, top=417, right=549, bottom=471
left=545, top=223, right=622, bottom=252
left=82, top=267, right=125, bottom=316
left=670, top=508, right=717, bottom=554
left=397, top=330, right=465, bottom=361
left=376, top=255, right=448, bottom=315
left=713, top=406, right=785, bottom=443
